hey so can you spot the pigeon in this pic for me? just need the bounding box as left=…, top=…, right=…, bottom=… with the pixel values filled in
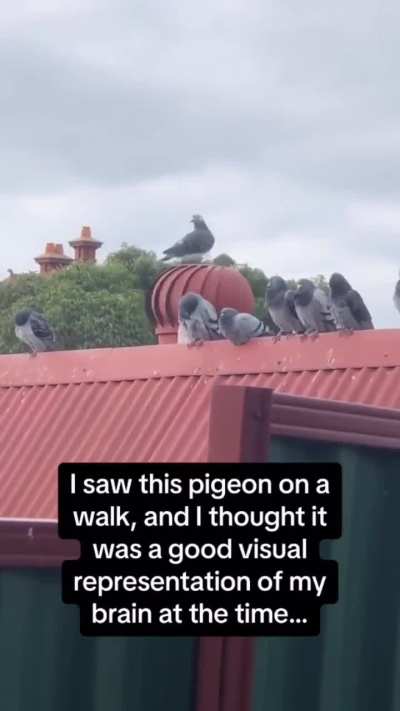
left=293, top=279, right=336, bottom=335
left=329, top=273, right=374, bottom=331
left=262, top=309, right=279, bottom=336
left=15, top=310, right=56, bottom=355
left=394, top=279, right=400, bottom=315
left=162, top=215, right=215, bottom=262
left=218, top=307, right=267, bottom=345
left=177, top=292, right=220, bottom=346
left=265, top=275, right=304, bottom=338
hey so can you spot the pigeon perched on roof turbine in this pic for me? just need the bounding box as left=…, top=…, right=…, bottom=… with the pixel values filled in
left=265, top=275, right=304, bottom=340
left=329, top=273, right=374, bottom=332
left=293, top=279, right=336, bottom=336
left=15, top=310, right=56, bottom=356
left=218, top=308, right=267, bottom=345
left=393, top=277, right=400, bottom=316
left=162, top=215, right=215, bottom=263
left=177, top=292, right=220, bottom=346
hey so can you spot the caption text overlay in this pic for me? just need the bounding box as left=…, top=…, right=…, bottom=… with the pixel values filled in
left=59, top=463, right=342, bottom=636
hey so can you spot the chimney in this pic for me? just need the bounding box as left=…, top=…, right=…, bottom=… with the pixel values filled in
left=35, top=242, right=73, bottom=275
left=69, top=225, right=103, bottom=264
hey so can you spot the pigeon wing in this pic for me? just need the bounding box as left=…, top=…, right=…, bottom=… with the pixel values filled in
left=345, top=290, right=373, bottom=327
left=163, top=229, right=214, bottom=258
left=30, top=312, right=55, bottom=343
left=314, top=288, right=336, bottom=331
left=198, top=299, right=220, bottom=339
left=239, top=314, right=265, bottom=339
left=263, top=308, right=279, bottom=334
left=285, top=289, right=298, bottom=319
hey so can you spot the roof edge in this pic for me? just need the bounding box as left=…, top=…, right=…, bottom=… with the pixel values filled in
left=1, top=329, right=400, bottom=388
left=272, top=392, right=400, bottom=450
left=0, top=520, right=80, bottom=568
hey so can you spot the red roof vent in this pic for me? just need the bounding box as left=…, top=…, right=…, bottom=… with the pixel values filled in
left=151, top=264, right=255, bottom=344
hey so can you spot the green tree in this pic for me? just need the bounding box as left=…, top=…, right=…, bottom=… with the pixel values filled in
left=0, top=260, right=156, bottom=354
left=106, top=243, right=148, bottom=271
left=213, top=253, right=236, bottom=267
left=237, top=265, right=268, bottom=299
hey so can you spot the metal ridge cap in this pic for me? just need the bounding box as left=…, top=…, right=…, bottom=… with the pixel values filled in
left=0, top=329, right=399, bottom=387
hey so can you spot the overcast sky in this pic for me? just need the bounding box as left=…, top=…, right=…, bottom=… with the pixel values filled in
left=1, top=1, right=400, bottom=326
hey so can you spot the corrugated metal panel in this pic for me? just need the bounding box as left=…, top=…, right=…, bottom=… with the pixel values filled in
left=252, top=437, right=400, bottom=711
left=0, top=569, right=196, bottom=711
left=2, top=330, right=400, bottom=520
left=0, top=377, right=212, bottom=519
left=3, top=368, right=400, bottom=520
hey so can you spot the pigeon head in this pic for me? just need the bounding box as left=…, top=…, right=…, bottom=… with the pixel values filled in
left=294, top=279, right=315, bottom=306
left=191, top=215, right=207, bottom=229
left=15, top=310, right=32, bottom=326
left=395, top=280, right=400, bottom=297
left=179, top=292, right=201, bottom=320
left=219, top=307, right=238, bottom=328
left=265, top=275, right=287, bottom=305
left=329, top=272, right=351, bottom=296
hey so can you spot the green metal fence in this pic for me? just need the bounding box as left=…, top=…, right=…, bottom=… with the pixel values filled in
left=1, top=437, right=399, bottom=711
left=0, top=568, right=196, bottom=711
left=252, top=437, right=400, bottom=711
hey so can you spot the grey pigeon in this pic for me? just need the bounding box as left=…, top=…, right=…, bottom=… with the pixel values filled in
left=394, top=279, right=400, bottom=315
left=162, top=215, right=215, bottom=262
left=265, top=275, right=304, bottom=338
left=15, top=310, right=56, bottom=355
left=177, top=292, right=220, bottom=346
left=293, top=279, right=336, bottom=335
left=218, top=307, right=267, bottom=345
left=329, top=273, right=374, bottom=331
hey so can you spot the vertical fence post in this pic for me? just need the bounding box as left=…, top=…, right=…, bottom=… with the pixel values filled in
left=196, top=385, right=273, bottom=711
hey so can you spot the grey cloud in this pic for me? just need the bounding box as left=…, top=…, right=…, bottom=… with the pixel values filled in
left=1, top=1, right=400, bottom=329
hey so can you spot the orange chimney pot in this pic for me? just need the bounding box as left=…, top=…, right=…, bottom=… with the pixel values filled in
left=35, top=242, right=73, bottom=274
left=69, top=225, right=102, bottom=264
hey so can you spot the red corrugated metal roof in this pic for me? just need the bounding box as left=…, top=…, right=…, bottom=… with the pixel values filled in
left=1, top=329, right=400, bottom=520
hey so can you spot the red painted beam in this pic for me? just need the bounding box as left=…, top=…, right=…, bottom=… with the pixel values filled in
left=0, top=520, right=79, bottom=568
left=196, top=384, right=273, bottom=711
left=1, top=329, right=400, bottom=388
left=207, top=385, right=273, bottom=463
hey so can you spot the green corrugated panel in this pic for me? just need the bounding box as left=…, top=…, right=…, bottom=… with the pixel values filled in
left=252, top=437, right=400, bottom=711
left=0, top=569, right=196, bottom=711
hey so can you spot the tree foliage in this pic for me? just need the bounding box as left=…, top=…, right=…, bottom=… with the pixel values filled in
left=213, top=253, right=236, bottom=267
left=0, top=260, right=157, bottom=354
left=106, top=244, right=163, bottom=290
